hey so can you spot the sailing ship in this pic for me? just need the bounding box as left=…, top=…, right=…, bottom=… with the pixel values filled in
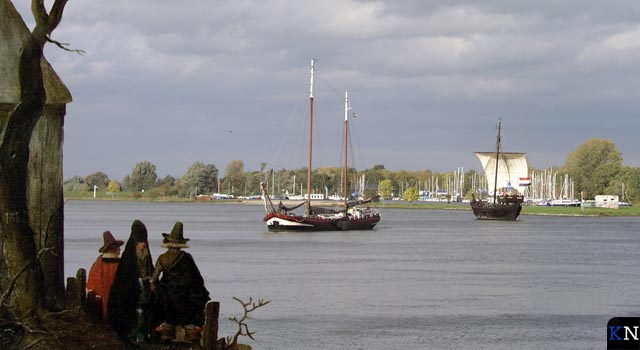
left=260, top=60, right=380, bottom=232
left=470, top=120, right=528, bottom=220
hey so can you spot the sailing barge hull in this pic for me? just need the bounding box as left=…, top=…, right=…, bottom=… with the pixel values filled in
left=470, top=195, right=524, bottom=221
left=265, top=212, right=380, bottom=232
left=470, top=203, right=522, bottom=220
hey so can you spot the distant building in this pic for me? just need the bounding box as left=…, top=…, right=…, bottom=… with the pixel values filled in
left=595, top=195, right=619, bottom=209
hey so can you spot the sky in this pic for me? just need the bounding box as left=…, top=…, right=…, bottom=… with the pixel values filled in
left=13, top=1, right=640, bottom=181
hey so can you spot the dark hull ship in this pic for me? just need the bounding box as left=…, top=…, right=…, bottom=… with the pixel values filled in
left=470, top=193, right=524, bottom=220
left=262, top=199, right=380, bottom=232
left=261, top=60, right=380, bottom=232
left=470, top=120, right=529, bottom=221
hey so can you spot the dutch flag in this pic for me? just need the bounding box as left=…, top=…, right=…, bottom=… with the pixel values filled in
left=519, top=177, right=531, bottom=186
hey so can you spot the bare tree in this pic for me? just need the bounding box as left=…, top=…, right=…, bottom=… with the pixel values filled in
left=0, top=0, right=70, bottom=322
left=225, top=297, right=270, bottom=349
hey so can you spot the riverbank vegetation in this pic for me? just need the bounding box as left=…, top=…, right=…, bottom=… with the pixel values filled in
left=66, top=139, right=639, bottom=207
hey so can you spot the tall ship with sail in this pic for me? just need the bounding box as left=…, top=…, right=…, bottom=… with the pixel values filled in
left=260, top=60, right=380, bottom=232
left=470, top=120, right=529, bottom=220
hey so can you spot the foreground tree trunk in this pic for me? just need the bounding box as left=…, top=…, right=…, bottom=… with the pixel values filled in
left=0, top=0, right=68, bottom=320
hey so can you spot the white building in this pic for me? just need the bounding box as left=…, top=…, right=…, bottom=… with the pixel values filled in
left=595, top=195, right=619, bottom=209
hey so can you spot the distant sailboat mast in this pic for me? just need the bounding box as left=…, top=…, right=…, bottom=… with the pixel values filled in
left=493, top=119, right=502, bottom=204
left=306, top=59, right=315, bottom=216
left=343, top=91, right=350, bottom=214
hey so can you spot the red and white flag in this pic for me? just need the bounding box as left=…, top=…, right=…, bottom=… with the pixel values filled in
left=519, top=177, right=531, bottom=186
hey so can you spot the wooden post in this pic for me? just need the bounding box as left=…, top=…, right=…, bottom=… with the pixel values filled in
left=65, top=277, right=77, bottom=309
left=86, top=290, right=102, bottom=322
left=202, top=301, right=220, bottom=350
left=76, top=268, right=87, bottom=309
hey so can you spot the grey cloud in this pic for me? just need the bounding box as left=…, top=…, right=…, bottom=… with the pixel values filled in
left=11, top=0, right=640, bottom=179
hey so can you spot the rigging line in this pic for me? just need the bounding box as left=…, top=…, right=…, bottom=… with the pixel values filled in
left=271, top=100, right=305, bottom=170
left=348, top=115, right=367, bottom=172
left=287, top=99, right=308, bottom=170
left=317, top=73, right=345, bottom=100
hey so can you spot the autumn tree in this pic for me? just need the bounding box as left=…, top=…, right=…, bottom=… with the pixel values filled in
left=107, top=180, right=121, bottom=193
left=0, top=0, right=71, bottom=325
left=378, top=179, right=393, bottom=200
left=565, top=138, right=622, bottom=199
left=403, top=186, right=419, bottom=205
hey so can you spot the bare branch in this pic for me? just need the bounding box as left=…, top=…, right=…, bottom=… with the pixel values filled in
left=45, top=36, right=85, bottom=55
left=48, top=0, right=69, bottom=32
left=226, top=297, right=270, bottom=348
left=31, top=0, right=49, bottom=29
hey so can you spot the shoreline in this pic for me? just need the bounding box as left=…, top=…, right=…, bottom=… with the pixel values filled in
left=64, top=196, right=640, bottom=217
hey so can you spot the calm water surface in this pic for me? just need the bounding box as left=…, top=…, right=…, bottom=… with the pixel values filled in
left=64, top=201, right=640, bottom=349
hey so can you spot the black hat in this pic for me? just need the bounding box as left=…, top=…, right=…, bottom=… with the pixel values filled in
left=161, top=222, right=189, bottom=248
left=131, top=220, right=148, bottom=243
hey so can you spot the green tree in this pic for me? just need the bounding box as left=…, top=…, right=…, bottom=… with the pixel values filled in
left=223, top=160, right=244, bottom=195
left=565, top=139, right=622, bottom=199
left=362, top=164, right=386, bottom=185
left=363, top=188, right=379, bottom=202
left=180, top=162, right=218, bottom=196
left=107, top=180, right=121, bottom=193
left=125, top=161, right=158, bottom=192
left=158, top=175, right=177, bottom=196
left=84, top=171, right=110, bottom=189
left=63, top=175, right=85, bottom=192
left=378, top=179, right=393, bottom=200
left=608, top=166, right=640, bottom=204
left=403, top=186, right=420, bottom=204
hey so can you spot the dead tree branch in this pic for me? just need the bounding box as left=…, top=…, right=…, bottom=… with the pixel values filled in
left=46, top=35, right=85, bottom=55
left=226, top=297, right=270, bottom=348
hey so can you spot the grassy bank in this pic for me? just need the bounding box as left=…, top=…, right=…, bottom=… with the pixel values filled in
left=65, top=192, right=640, bottom=217
left=370, top=200, right=640, bottom=216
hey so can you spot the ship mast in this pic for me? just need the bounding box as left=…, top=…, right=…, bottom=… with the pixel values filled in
left=493, top=119, right=502, bottom=204
left=343, top=91, right=350, bottom=214
left=306, top=59, right=315, bottom=216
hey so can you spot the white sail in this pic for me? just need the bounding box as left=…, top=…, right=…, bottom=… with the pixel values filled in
left=475, top=152, right=528, bottom=195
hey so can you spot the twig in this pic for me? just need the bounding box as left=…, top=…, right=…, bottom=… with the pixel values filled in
left=46, top=35, right=85, bottom=55
left=226, top=297, right=270, bottom=347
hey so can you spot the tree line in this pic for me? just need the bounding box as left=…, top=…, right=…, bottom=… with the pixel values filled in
left=65, top=138, right=640, bottom=203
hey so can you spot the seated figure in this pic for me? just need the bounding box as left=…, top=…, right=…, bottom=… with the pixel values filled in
left=151, top=222, right=210, bottom=342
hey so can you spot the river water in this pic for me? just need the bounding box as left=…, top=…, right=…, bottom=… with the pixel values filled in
left=64, top=201, right=640, bottom=349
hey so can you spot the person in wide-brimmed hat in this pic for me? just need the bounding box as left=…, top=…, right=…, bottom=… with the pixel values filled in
left=151, top=222, right=210, bottom=340
left=87, top=231, right=124, bottom=319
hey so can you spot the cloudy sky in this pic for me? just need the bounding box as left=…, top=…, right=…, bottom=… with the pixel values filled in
left=14, top=1, right=640, bottom=180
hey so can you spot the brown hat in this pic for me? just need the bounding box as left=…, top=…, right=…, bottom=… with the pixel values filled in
left=98, top=231, right=124, bottom=253
left=161, top=222, right=189, bottom=248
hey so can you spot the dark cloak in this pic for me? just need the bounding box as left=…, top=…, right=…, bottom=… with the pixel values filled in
left=107, top=223, right=158, bottom=339
left=155, top=251, right=210, bottom=326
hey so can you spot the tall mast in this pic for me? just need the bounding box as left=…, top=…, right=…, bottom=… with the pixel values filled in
left=306, top=59, right=315, bottom=216
left=493, top=119, right=502, bottom=204
left=343, top=91, right=350, bottom=213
